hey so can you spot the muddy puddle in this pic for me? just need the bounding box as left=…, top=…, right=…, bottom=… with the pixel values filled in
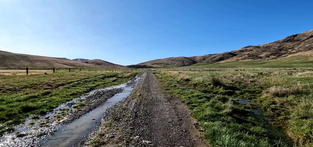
left=0, top=75, right=142, bottom=147
left=237, top=99, right=250, bottom=105
left=236, top=99, right=272, bottom=122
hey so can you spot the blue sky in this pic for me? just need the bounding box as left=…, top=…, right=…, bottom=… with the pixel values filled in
left=0, top=0, right=312, bottom=65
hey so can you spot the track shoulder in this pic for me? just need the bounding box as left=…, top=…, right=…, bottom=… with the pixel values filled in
left=86, top=71, right=208, bottom=147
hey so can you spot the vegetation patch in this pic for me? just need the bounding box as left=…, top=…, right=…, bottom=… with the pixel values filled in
left=154, top=68, right=313, bottom=146
left=0, top=69, right=140, bottom=136
left=73, top=102, right=87, bottom=108
left=189, top=57, right=313, bottom=68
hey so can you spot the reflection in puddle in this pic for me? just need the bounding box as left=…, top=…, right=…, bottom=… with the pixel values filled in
left=0, top=75, right=142, bottom=147
left=238, top=99, right=250, bottom=105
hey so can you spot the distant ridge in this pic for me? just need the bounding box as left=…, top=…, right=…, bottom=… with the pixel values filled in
left=134, top=30, right=313, bottom=68
left=73, top=58, right=89, bottom=61
left=0, top=51, right=125, bottom=69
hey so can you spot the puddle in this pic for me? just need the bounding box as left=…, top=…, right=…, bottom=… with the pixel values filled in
left=250, top=107, right=271, bottom=122
left=237, top=99, right=250, bottom=105
left=0, top=75, right=142, bottom=147
left=236, top=99, right=272, bottom=122
left=41, top=75, right=141, bottom=146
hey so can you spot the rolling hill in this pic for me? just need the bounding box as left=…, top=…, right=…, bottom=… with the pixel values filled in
left=2, top=29, right=313, bottom=69
left=0, top=50, right=125, bottom=69
left=135, top=57, right=197, bottom=68
left=72, top=58, right=89, bottom=61
left=136, top=30, right=313, bottom=68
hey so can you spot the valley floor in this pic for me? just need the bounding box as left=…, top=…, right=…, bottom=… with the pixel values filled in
left=2, top=68, right=312, bottom=146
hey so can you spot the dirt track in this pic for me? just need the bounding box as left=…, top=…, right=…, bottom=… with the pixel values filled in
left=86, top=71, right=208, bottom=147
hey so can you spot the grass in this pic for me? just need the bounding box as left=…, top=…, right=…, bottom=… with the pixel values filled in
left=154, top=68, right=313, bottom=146
left=0, top=69, right=140, bottom=136
left=0, top=69, right=54, bottom=75
left=73, top=102, right=87, bottom=108
left=189, top=56, right=313, bottom=68
left=264, top=84, right=307, bottom=98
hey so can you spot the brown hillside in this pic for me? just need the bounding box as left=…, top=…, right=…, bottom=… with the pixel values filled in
left=82, top=59, right=125, bottom=68
left=0, top=51, right=125, bottom=69
left=222, top=30, right=313, bottom=62
left=137, top=30, right=313, bottom=67
left=137, top=57, right=197, bottom=68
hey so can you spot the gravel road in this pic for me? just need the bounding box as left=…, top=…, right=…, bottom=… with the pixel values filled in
left=86, top=71, right=208, bottom=147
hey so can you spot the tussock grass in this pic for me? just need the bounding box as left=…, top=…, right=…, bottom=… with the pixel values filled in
left=211, top=76, right=223, bottom=87
left=265, top=84, right=308, bottom=97
left=261, top=76, right=289, bottom=86
left=155, top=69, right=291, bottom=147
left=155, top=68, right=313, bottom=146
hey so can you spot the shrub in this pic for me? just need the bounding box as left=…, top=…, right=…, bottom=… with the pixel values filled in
left=211, top=76, right=223, bottom=87
left=265, top=84, right=307, bottom=97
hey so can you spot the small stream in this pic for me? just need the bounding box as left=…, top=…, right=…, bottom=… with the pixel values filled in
left=0, top=75, right=142, bottom=147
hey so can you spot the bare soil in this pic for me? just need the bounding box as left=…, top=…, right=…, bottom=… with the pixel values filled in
left=86, top=71, right=208, bottom=147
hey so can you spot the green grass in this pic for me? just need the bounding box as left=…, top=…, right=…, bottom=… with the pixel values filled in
left=73, top=102, right=87, bottom=108
left=155, top=68, right=313, bottom=146
left=189, top=57, right=313, bottom=68
left=0, top=69, right=140, bottom=136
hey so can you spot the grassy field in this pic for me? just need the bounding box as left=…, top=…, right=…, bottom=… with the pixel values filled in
left=0, top=69, right=54, bottom=75
left=2, top=65, right=313, bottom=146
left=0, top=69, right=140, bottom=136
left=189, top=56, right=313, bottom=68
left=154, top=68, right=313, bottom=147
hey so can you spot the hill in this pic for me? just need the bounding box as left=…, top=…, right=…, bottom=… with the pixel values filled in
left=0, top=51, right=125, bottom=69
left=81, top=59, right=125, bottom=68
left=136, top=57, right=197, bottom=68
left=72, top=58, right=89, bottom=61
left=136, top=30, right=313, bottom=68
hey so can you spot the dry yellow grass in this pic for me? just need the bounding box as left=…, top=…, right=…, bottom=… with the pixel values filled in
left=264, top=84, right=308, bottom=98
left=0, top=70, right=53, bottom=75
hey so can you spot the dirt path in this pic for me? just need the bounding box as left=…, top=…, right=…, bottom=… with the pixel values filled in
left=86, top=71, right=208, bottom=147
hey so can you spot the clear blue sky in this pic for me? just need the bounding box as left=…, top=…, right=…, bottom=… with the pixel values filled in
left=0, top=0, right=312, bottom=65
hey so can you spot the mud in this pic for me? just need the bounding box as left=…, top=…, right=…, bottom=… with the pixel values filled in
left=85, top=71, right=208, bottom=147
left=40, top=75, right=141, bottom=146
left=0, top=76, right=140, bottom=147
left=1, top=72, right=208, bottom=147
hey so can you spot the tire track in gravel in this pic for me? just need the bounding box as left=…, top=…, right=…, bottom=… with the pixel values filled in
left=86, top=71, right=208, bottom=147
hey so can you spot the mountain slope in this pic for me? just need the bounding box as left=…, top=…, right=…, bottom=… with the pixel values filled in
left=72, top=58, right=89, bottom=61
left=222, top=30, right=313, bottom=62
left=137, top=30, right=313, bottom=67
left=137, top=57, right=197, bottom=68
left=82, top=59, right=125, bottom=68
left=0, top=51, right=125, bottom=69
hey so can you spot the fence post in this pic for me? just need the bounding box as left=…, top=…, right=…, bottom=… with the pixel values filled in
left=53, top=68, right=55, bottom=73
left=26, top=68, right=28, bottom=75
left=69, top=68, right=71, bottom=72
